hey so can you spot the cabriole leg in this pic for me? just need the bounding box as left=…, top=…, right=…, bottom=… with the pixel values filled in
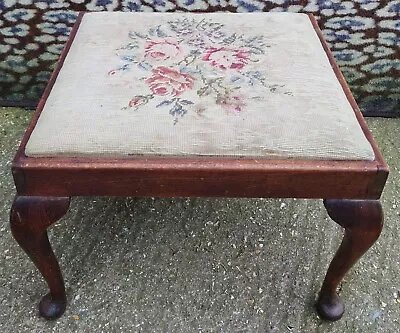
left=316, top=199, right=383, bottom=321
left=10, top=196, right=70, bottom=319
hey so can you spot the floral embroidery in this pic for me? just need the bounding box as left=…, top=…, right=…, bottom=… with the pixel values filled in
left=110, top=17, right=292, bottom=124
left=144, top=40, right=181, bottom=61
left=220, top=95, right=246, bottom=113
left=202, top=48, right=250, bottom=70
left=156, top=97, right=194, bottom=125
left=145, top=66, right=195, bottom=96
left=128, top=95, right=153, bottom=109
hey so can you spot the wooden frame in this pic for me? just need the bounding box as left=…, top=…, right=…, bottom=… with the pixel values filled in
left=10, top=12, right=388, bottom=321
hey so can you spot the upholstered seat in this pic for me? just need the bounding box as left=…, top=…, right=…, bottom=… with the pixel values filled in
left=25, top=12, right=374, bottom=161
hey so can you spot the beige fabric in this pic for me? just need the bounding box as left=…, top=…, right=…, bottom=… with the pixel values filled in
left=25, top=12, right=375, bottom=161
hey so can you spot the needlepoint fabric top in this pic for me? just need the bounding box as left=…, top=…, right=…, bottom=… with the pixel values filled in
left=25, top=12, right=375, bottom=161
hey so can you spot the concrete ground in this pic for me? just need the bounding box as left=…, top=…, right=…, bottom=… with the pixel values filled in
left=0, top=107, right=399, bottom=333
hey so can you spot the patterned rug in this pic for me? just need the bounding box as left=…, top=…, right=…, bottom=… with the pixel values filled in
left=0, top=0, right=399, bottom=116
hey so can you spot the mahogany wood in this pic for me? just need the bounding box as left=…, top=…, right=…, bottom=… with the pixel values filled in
left=10, top=196, right=70, bottom=319
left=12, top=158, right=383, bottom=199
left=9, top=13, right=389, bottom=321
left=316, top=199, right=383, bottom=321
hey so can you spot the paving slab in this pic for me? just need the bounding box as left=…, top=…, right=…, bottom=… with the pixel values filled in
left=0, top=107, right=399, bottom=332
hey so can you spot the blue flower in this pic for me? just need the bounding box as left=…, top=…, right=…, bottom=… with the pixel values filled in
left=323, top=29, right=351, bottom=42
left=37, top=71, right=52, bottom=82
left=360, top=96, right=399, bottom=115
left=151, top=0, right=167, bottom=6
left=230, top=75, right=245, bottom=84
left=334, top=51, right=355, bottom=61
left=325, top=16, right=374, bottom=30
left=379, top=32, right=400, bottom=46
left=315, top=0, right=350, bottom=11
left=43, top=11, right=78, bottom=24
left=121, top=55, right=135, bottom=62
left=124, top=2, right=142, bottom=11
left=95, top=0, right=114, bottom=5
left=388, top=2, right=400, bottom=13
left=235, top=0, right=264, bottom=12
left=119, top=64, right=130, bottom=71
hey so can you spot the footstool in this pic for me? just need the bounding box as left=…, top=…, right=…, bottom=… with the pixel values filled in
left=10, top=12, right=388, bottom=321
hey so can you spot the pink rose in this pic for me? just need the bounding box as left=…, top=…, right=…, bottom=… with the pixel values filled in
left=144, top=40, right=181, bottom=61
left=220, top=95, right=245, bottom=113
left=202, top=48, right=250, bottom=70
left=145, top=66, right=195, bottom=96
